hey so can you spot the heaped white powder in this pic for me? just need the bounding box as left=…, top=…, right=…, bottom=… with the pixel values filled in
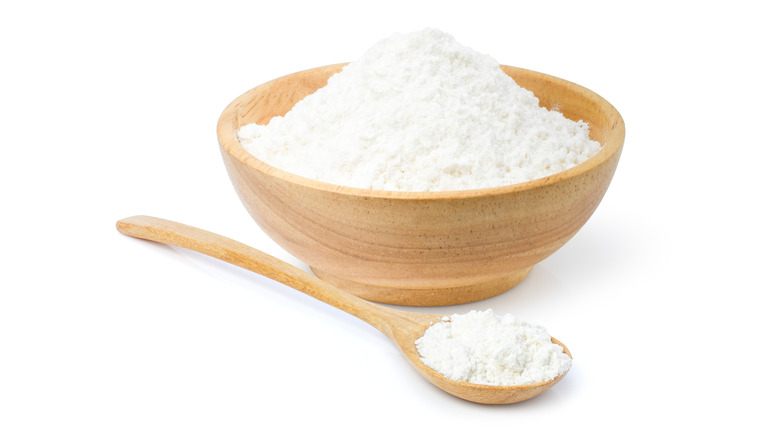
left=415, top=309, right=571, bottom=386
left=238, top=28, right=602, bottom=191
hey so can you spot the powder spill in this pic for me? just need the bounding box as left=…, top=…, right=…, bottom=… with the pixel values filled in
left=237, top=28, right=602, bottom=192
left=415, top=309, right=571, bottom=386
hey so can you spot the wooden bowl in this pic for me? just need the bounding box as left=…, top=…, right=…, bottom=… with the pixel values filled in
left=217, top=64, right=624, bottom=306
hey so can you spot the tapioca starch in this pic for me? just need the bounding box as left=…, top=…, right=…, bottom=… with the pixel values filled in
left=238, top=28, right=602, bottom=192
left=415, top=309, right=571, bottom=386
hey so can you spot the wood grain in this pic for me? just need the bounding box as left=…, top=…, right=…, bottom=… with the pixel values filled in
left=217, top=64, right=625, bottom=305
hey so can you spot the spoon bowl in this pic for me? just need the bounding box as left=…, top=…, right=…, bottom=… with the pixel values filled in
left=117, top=215, right=571, bottom=404
left=389, top=313, right=572, bottom=404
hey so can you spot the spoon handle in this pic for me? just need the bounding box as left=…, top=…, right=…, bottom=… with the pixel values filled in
left=116, top=215, right=403, bottom=335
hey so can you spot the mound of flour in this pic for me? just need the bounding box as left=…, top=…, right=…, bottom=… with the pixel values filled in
left=415, top=309, right=571, bottom=386
left=238, top=28, right=601, bottom=191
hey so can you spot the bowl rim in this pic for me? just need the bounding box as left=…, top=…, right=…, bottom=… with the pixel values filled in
left=217, top=64, right=625, bottom=200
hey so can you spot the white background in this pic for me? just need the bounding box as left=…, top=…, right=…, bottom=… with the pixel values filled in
left=2, top=1, right=778, bottom=436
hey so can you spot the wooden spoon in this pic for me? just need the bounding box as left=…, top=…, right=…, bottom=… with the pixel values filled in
left=116, top=215, right=571, bottom=404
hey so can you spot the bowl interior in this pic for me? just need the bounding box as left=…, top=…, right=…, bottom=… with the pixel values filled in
left=218, top=64, right=623, bottom=198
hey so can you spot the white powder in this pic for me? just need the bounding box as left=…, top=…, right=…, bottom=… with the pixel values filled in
left=238, top=28, right=602, bottom=191
left=415, top=309, right=571, bottom=386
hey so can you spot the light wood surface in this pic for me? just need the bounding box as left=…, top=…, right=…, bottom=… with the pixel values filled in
left=217, top=64, right=625, bottom=306
left=116, top=215, right=571, bottom=404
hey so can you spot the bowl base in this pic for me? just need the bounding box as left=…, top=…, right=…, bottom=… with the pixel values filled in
left=309, top=266, right=533, bottom=306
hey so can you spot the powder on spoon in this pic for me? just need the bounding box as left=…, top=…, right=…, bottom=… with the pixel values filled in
left=237, top=28, right=602, bottom=192
left=415, top=309, right=571, bottom=386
